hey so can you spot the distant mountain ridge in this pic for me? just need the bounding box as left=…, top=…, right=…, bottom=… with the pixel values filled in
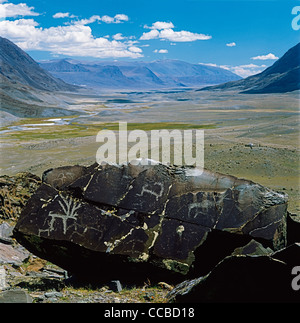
left=40, top=58, right=242, bottom=89
left=199, top=42, right=300, bottom=94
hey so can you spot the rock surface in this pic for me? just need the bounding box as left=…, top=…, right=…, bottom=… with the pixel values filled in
left=13, top=160, right=288, bottom=281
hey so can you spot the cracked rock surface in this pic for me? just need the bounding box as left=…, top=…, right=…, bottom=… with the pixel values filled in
left=13, top=159, right=288, bottom=281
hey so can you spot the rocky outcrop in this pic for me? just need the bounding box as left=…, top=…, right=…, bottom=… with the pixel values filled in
left=0, top=172, right=41, bottom=223
left=13, top=160, right=288, bottom=282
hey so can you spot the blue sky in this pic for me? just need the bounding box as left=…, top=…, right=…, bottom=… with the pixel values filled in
left=0, top=0, right=299, bottom=77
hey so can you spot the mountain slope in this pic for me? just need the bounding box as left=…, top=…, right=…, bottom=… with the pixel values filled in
left=0, top=37, right=78, bottom=92
left=199, top=42, right=300, bottom=94
left=40, top=59, right=242, bottom=89
left=0, top=37, right=80, bottom=118
left=145, top=60, right=241, bottom=86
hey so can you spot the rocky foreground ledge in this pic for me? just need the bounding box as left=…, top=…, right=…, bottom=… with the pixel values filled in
left=1, top=160, right=299, bottom=302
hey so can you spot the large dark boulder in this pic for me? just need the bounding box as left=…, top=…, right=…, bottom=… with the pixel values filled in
left=13, top=160, right=288, bottom=281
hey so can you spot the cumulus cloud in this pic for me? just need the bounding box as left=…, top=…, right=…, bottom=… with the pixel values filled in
left=0, top=1, right=39, bottom=18
left=0, top=1, right=135, bottom=58
left=199, top=62, right=267, bottom=78
left=154, top=49, right=168, bottom=54
left=140, top=29, right=160, bottom=40
left=0, top=16, right=142, bottom=59
left=251, top=53, right=278, bottom=60
left=226, top=42, right=236, bottom=47
left=140, top=21, right=211, bottom=42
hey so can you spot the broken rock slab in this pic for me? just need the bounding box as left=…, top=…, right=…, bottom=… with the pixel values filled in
left=0, top=242, right=29, bottom=267
left=167, top=241, right=300, bottom=302
left=14, top=160, right=288, bottom=281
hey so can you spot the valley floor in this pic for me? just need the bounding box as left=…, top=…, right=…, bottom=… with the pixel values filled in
left=0, top=89, right=299, bottom=213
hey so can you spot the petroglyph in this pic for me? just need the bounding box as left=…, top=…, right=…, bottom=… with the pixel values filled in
left=176, top=225, right=185, bottom=238
left=187, top=200, right=215, bottom=219
left=40, top=195, right=81, bottom=236
left=137, top=182, right=164, bottom=201
left=188, top=203, right=202, bottom=219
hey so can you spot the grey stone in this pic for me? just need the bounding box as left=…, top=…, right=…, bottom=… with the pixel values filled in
left=44, top=291, right=63, bottom=298
left=0, top=223, right=13, bottom=244
left=108, top=280, right=122, bottom=293
left=0, top=266, right=7, bottom=291
left=0, top=289, right=32, bottom=303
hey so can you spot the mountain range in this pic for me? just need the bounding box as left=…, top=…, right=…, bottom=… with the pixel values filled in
left=200, top=42, right=300, bottom=94
left=1, top=36, right=299, bottom=121
left=39, top=58, right=242, bottom=89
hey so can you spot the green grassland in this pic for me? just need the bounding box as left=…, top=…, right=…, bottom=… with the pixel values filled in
left=0, top=119, right=215, bottom=141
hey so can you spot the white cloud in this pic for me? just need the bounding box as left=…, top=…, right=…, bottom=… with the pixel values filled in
left=251, top=53, right=278, bottom=60
left=0, top=0, right=134, bottom=59
left=154, top=49, right=168, bottom=54
left=73, top=14, right=129, bottom=25
left=226, top=42, right=236, bottom=47
left=140, top=29, right=160, bottom=40
left=113, top=33, right=124, bottom=40
left=140, top=21, right=211, bottom=42
left=146, top=21, right=174, bottom=30
left=53, top=12, right=76, bottom=19
left=0, top=1, right=39, bottom=18
left=100, top=14, right=128, bottom=24
left=199, top=62, right=267, bottom=78
left=160, top=28, right=211, bottom=42
left=74, top=15, right=101, bottom=25
left=0, top=17, right=143, bottom=59
left=128, top=46, right=143, bottom=53
left=101, top=15, right=114, bottom=24
left=114, top=14, right=129, bottom=23
left=230, top=64, right=267, bottom=77
left=199, top=63, right=218, bottom=67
